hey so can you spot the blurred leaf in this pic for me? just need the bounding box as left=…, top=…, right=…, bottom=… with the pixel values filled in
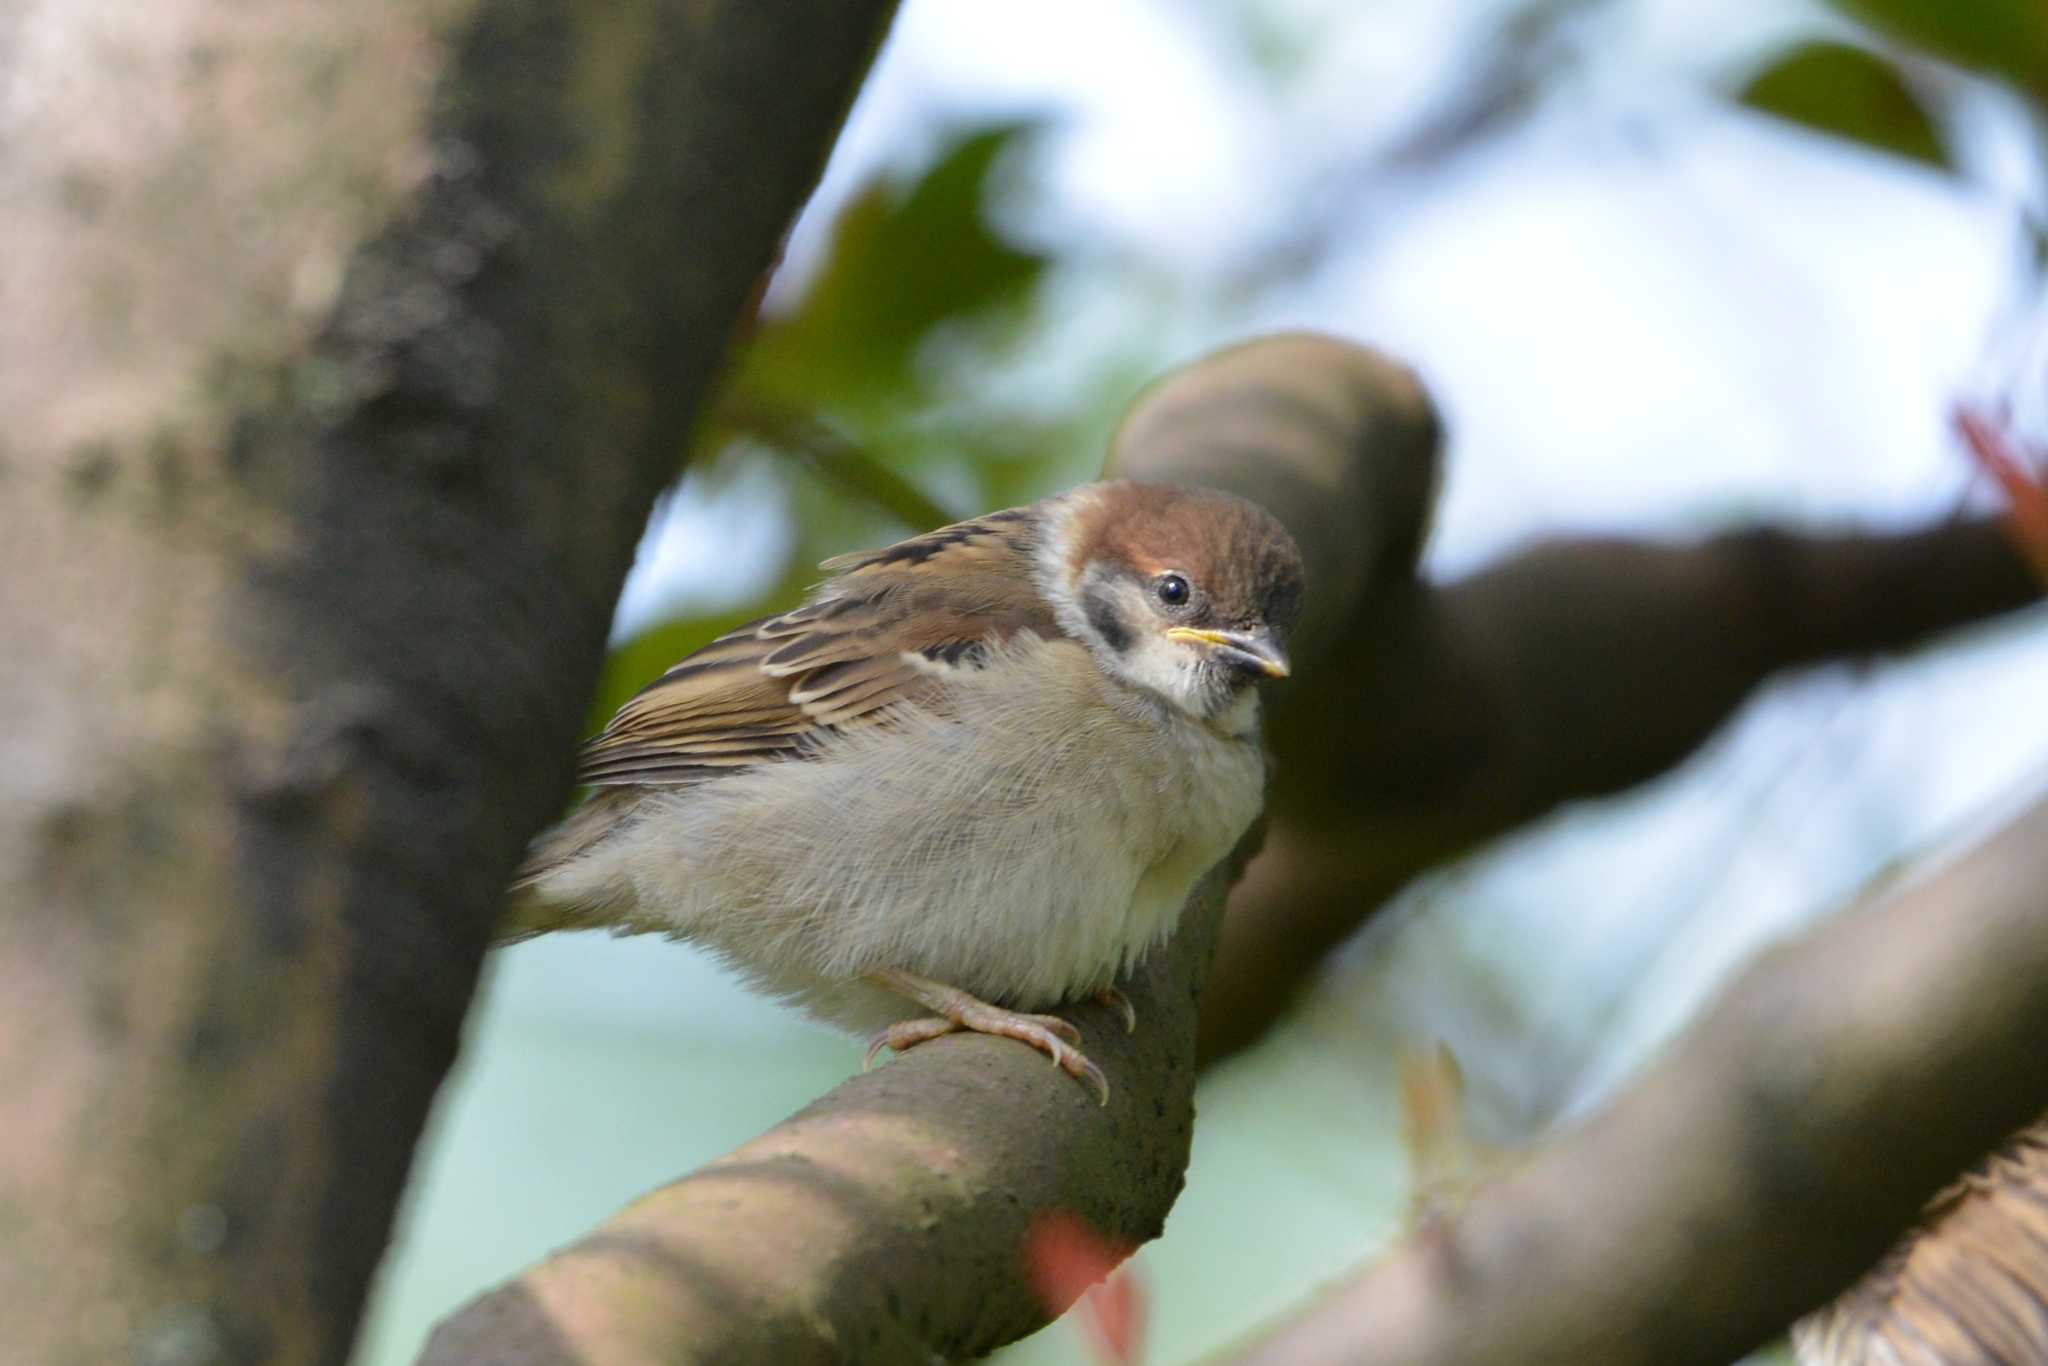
left=1399, top=1042, right=1514, bottom=1230
left=1738, top=41, right=1948, bottom=168
left=1024, top=1212, right=1147, bottom=1366
left=1952, top=403, right=2048, bottom=586
left=1830, top=0, right=2048, bottom=94
left=737, top=122, right=1051, bottom=420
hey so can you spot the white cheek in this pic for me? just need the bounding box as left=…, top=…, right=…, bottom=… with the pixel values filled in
left=1117, top=635, right=1205, bottom=709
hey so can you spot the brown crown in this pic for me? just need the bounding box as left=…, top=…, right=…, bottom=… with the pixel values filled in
left=1068, top=482, right=1305, bottom=634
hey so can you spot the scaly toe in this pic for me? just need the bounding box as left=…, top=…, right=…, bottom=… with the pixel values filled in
left=960, top=1011, right=1108, bottom=1106
left=1011, top=1009, right=1083, bottom=1048
left=864, top=1015, right=959, bottom=1069
left=862, top=969, right=1105, bottom=1104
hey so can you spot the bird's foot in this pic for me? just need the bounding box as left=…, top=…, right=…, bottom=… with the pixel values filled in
left=1094, top=986, right=1137, bottom=1034
left=864, top=968, right=1109, bottom=1106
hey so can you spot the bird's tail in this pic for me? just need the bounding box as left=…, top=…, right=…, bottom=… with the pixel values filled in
left=497, top=788, right=641, bottom=943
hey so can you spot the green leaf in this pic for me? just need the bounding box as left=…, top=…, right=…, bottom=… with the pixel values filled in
left=1739, top=40, right=1949, bottom=168
left=736, top=121, right=1051, bottom=419
left=1830, top=0, right=2048, bottom=94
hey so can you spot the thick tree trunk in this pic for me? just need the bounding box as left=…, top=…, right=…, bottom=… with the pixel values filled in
left=0, top=4, right=897, bottom=1362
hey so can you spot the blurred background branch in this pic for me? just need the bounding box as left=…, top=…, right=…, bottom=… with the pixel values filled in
left=712, top=399, right=959, bottom=533
left=1222, top=790, right=2048, bottom=1366
left=1205, top=514, right=2042, bottom=1064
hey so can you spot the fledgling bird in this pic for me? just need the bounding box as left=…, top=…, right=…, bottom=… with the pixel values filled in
left=504, top=480, right=1304, bottom=1103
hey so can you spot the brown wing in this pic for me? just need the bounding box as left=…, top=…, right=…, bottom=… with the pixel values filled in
left=576, top=506, right=1056, bottom=788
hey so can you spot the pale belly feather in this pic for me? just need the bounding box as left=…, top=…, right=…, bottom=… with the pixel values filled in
left=529, top=636, right=1268, bottom=1032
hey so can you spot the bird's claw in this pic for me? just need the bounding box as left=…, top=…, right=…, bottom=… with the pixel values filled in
left=865, top=1015, right=959, bottom=1070
left=864, top=971, right=1109, bottom=1105
left=1095, top=986, right=1138, bottom=1034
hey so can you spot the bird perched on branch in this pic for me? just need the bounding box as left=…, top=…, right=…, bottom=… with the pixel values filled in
left=505, top=480, right=1303, bottom=1103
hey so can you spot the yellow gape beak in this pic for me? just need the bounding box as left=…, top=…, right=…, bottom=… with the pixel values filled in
left=1163, top=626, right=1291, bottom=679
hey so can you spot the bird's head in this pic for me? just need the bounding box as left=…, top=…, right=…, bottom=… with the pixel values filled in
left=1044, top=481, right=1304, bottom=722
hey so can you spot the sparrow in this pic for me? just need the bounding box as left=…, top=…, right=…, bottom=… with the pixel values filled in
left=504, top=479, right=1304, bottom=1103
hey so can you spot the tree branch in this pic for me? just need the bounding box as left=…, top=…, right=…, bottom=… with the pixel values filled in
left=423, top=866, right=1231, bottom=1366
left=0, top=4, right=896, bottom=1362
left=421, top=335, right=1442, bottom=1364
left=1203, top=517, right=2044, bottom=1063
left=1221, top=791, right=2048, bottom=1366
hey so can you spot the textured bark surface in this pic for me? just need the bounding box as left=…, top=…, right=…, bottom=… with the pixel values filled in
left=421, top=336, right=1441, bottom=1365
left=0, top=3, right=897, bottom=1362
left=1223, top=794, right=2048, bottom=1366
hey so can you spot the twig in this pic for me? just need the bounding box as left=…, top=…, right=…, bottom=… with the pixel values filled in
left=719, top=398, right=960, bottom=532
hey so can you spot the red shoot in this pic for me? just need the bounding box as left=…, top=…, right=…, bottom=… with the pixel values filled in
left=1024, top=1210, right=1148, bottom=1366
left=1953, top=404, right=2048, bottom=585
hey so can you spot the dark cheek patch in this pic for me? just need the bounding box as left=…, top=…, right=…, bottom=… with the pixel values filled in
left=1081, top=584, right=1131, bottom=654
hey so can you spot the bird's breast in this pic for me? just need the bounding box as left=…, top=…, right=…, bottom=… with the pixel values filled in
left=868, top=639, right=1267, bottom=1001
left=572, top=634, right=1269, bottom=1020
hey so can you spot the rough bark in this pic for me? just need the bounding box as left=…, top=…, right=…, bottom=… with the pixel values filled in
left=420, top=335, right=1441, bottom=1364
left=0, top=4, right=896, bottom=1363
left=1221, top=791, right=2048, bottom=1366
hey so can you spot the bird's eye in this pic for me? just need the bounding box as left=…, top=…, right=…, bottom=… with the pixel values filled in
left=1155, top=573, right=1190, bottom=607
